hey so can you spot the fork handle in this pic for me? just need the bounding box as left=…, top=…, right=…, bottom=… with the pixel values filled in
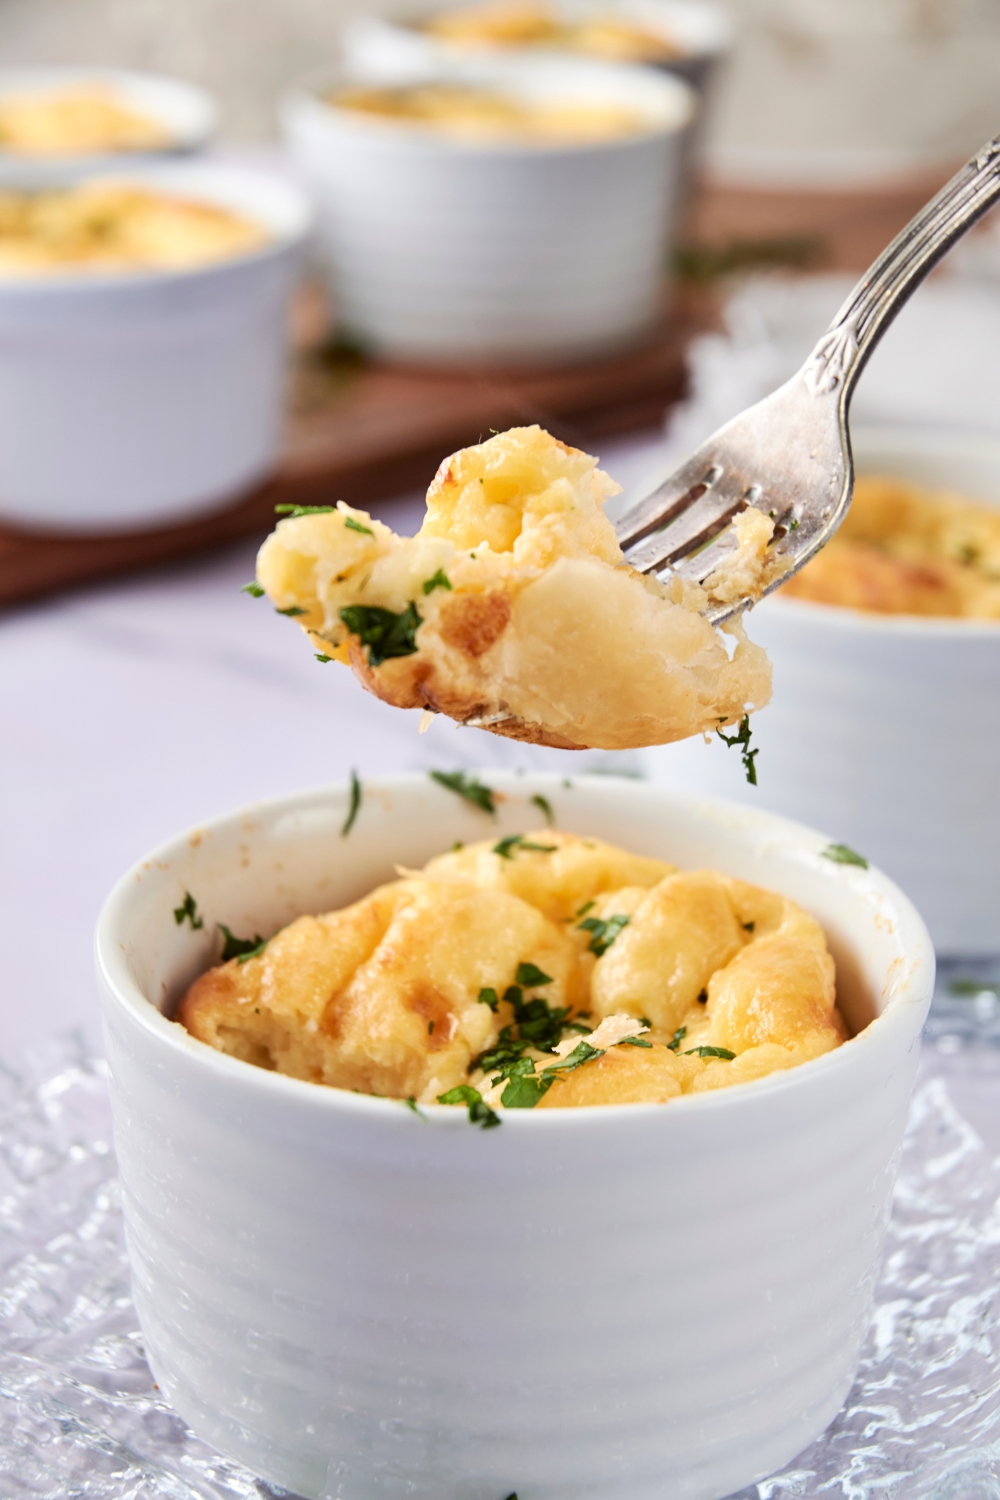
left=802, top=136, right=1000, bottom=401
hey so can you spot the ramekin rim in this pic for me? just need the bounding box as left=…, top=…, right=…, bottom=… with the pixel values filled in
left=95, top=771, right=936, bottom=1127
left=280, top=56, right=696, bottom=155
left=0, top=160, right=313, bottom=295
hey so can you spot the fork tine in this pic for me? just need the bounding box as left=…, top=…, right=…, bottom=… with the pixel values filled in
left=614, top=459, right=722, bottom=551
left=622, top=487, right=752, bottom=575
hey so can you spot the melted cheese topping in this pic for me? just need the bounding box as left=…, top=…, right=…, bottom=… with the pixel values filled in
left=332, top=83, right=647, bottom=145
left=420, top=2, right=683, bottom=62
left=0, top=87, right=170, bottom=156
left=781, top=475, right=1000, bottom=619
left=255, top=425, right=772, bottom=750
left=177, top=829, right=844, bottom=1109
left=0, top=181, right=268, bottom=276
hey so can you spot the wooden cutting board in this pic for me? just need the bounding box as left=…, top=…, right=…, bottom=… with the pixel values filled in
left=0, top=173, right=950, bottom=611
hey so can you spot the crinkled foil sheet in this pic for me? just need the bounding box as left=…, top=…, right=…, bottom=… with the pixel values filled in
left=2, top=968, right=999, bottom=1500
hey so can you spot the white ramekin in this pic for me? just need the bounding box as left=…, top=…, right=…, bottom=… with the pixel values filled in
left=343, top=0, right=732, bottom=91
left=0, top=68, right=217, bottom=185
left=644, top=426, right=1000, bottom=957
left=0, top=161, right=310, bottom=532
left=96, top=771, right=933, bottom=1500
left=280, top=57, right=694, bottom=364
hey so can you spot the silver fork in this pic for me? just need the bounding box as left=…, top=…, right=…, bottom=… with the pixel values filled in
left=615, top=135, right=1000, bottom=624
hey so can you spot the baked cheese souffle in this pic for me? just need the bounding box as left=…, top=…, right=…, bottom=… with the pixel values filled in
left=255, top=426, right=779, bottom=749
left=781, top=475, right=1000, bottom=618
left=331, top=82, right=647, bottom=145
left=177, top=830, right=844, bottom=1116
left=418, top=1, right=685, bottom=63
left=0, top=180, right=268, bottom=276
left=0, top=86, right=171, bottom=156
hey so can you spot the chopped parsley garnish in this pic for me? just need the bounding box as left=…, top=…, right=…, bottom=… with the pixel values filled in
left=315, top=653, right=332, bottom=663
left=743, top=920, right=755, bottom=932
left=544, top=1041, right=604, bottom=1074
left=575, top=900, right=595, bottom=918
left=577, top=913, right=630, bottom=956
left=241, top=582, right=264, bottom=597
left=515, top=962, right=553, bottom=988
left=428, top=1021, right=435, bottom=1035
left=493, top=833, right=557, bottom=859
left=619, top=1036, right=652, bottom=1048
left=717, top=714, right=759, bottom=785
left=697, top=989, right=708, bottom=1004
left=422, top=568, right=452, bottom=595
left=404, top=1097, right=427, bottom=1120
left=275, top=503, right=335, bottom=517
left=478, top=987, right=500, bottom=1012
left=219, top=924, right=269, bottom=964
left=341, top=770, right=362, bottom=838
left=437, top=1084, right=500, bottom=1129
left=501, top=1062, right=552, bottom=1109
left=173, top=891, right=203, bottom=930
left=667, top=1026, right=687, bottom=1052
left=530, top=793, right=555, bottom=826
left=344, top=516, right=373, bottom=535
left=340, top=603, right=420, bottom=667
left=684, top=1045, right=736, bottom=1060
left=276, top=605, right=307, bottom=617
left=430, top=769, right=496, bottom=815
left=822, top=842, right=868, bottom=869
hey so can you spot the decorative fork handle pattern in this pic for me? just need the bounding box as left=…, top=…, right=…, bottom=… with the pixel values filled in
left=803, top=135, right=1000, bottom=400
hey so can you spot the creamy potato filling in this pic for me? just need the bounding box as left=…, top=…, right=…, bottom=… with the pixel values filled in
left=0, top=87, right=171, bottom=156
left=782, top=475, right=1000, bottom=618
left=255, top=426, right=773, bottom=750
left=418, top=2, right=684, bottom=62
left=0, top=181, right=268, bottom=275
left=177, top=830, right=845, bottom=1113
left=332, top=83, right=647, bottom=145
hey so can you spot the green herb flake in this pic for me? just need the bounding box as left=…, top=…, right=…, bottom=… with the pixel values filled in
left=342, top=770, right=362, bottom=838
left=667, top=1026, right=687, bottom=1052
left=437, top=1084, right=500, bottom=1129
left=697, top=990, right=708, bottom=1005
left=404, top=1096, right=427, bottom=1120
left=276, top=605, right=307, bottom=617
left=478, top=987, right=500, bottom=1012
left=822, top=842, right=868, bottom=869
left=743, top=921, right=755, bottom=932
left=619, top=1036, right=653, bottom=1048
left=575, top=900, right=596, bottom=919
left=949, top=977, right=995, bottom=996
left=717, top=714, right=760, bottom=786
left=502, top=1066, right=553, bottom=1109
left=422, top=568, right=453, bottom=595
left=493, top=833, right=557, bottom=860
left=241, top=582, right=265, bottom=597
left=173, top=891, right=203, bottom=930
left=430, top=769, right=496, bottom=815
left=684, top=1046, right=736, bottom=1060
left=515, top=962, right=553, bottom=988
left=315, top=653, right=333, bottom=663
left=344, top=516, right=373, bottom=536
left=340, top=603, right=421, bottom=667
left=275, top=503, right=335, bottom=517
left=543, top=1041, right=604, bottom=1075
left=577, top=913, right=630, bottom=956
left=530, top=793, right=555, bottom=826
left=218, top=924, right=268, bottom=964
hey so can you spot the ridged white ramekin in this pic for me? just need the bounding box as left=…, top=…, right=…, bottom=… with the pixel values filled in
left=0, top=160, right=310, bottom=532
left=343, top=0, right=732, bottom=92
left=96, top=772, right=933, bottom=1500
left=0, top=68, right=217, bottom=185
left=645, top=426, right=1000, bottom=957
left=280, top=57, right=694, bottom=364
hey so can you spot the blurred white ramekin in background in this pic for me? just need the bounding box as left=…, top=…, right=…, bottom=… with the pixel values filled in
left=281, top=55, right=694, bottom=365
left=0, top=161, right=311, bottom=533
